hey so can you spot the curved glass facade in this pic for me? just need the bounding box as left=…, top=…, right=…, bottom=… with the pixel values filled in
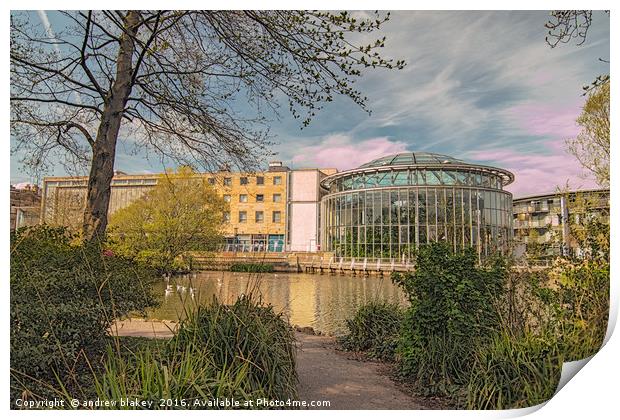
left=320, top=152, right=514, bottom=259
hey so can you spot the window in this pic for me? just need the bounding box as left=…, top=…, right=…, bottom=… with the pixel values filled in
left=273, top=193, right=282, bottom=203
left=256, top=176, right=264, bottom=185
left=239, top=211, right=247, bottom=223
left=223, top=211, right=230, bottom=222
left=272, top=211, right=282, bottom=223
left=239, top=194, right=248, bottom=203
left=256, top=194, right=264, bottom=202
left=273, top=176, right=282, bottom=185
left=208, top=178, right=215, bottom=185
left=223, top=194, right=231, bottom=202
left=240, top=177, right=248, bottom=185
left=255, top=211, right=264, bottom=223
left=223, top=177, right=232, bottom=186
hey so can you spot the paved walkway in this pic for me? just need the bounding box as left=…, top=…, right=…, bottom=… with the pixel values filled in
left=296, top=333, right=427, bottom=409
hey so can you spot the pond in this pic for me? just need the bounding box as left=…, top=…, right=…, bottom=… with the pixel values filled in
left=148, top=271, right=407, bottom=336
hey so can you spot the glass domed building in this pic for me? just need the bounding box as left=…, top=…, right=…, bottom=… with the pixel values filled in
left=319, top=152, right=514, bottom=259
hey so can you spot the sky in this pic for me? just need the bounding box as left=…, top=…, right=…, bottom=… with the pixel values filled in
left=10, top=10, right=610, bottom=197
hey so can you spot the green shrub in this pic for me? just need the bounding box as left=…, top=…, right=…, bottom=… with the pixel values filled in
left=172, top=295, right=298, bottom=402
left=466, top=332, right=561, bottom=409
left=10, top=225, right=158, bottom=403
left=340, top=301, right=404, bottom=361
left=230, top=263, right=274, bottom=273
left=391, top=242, right=507, bottom=396
left=545, top=258, right=609, bottom=361
left=131, top=249, right=194, bottom=274
left=84, top=296, right=297, bottom=408
left=397, top=314, right=475, bottom=396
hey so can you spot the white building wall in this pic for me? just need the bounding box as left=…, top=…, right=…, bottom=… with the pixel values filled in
left=288, top=170, right=320, bottom=252
left=289, top=202, right=319, bottom=251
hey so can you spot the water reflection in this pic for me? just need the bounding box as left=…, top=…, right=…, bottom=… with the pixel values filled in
left=149, top=271, right=407, bottom=336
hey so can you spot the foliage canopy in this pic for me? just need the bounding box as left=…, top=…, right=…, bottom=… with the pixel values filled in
left=109, top=166, right=227, bottom=272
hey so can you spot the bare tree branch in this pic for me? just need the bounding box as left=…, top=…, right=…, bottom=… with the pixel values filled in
left=11, top=10, right=405, bottom=240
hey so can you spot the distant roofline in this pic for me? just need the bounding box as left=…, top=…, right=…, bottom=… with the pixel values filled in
left=41, top=166, right=337, bottom=182
left=513, top=188, right=610, bottom=203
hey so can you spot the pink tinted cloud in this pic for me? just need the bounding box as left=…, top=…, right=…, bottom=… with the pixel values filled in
left=471, top=140, right=598, bottom=197
left=481, top=98, right=600, bottom=196
left=504, top=101, right=583, bottom=139
left=291, top=135, right=408, bottom=170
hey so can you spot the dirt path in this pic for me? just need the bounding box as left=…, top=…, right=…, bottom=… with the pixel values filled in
left=295, top=333, right=427, bottom=409
left=112, top=320, right=428, bottom=409
left=111, top=318, right=177, bottom=339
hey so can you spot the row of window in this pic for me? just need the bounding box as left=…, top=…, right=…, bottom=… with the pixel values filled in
left=224, top=210, right=282, bottom=223
left=46, top=178, right=161, bottom=188
left=322, top=188, right=512, bottom=228
left=224, top=193, right=282, bottom=203
left=324, top=224, right=511, bottom=259
left=328, top=169, right=505, bottom=193
left=209, top=175, right=283, bottom=187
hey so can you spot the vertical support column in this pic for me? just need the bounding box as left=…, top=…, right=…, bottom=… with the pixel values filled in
left=285, top=170, right=290, bottom=252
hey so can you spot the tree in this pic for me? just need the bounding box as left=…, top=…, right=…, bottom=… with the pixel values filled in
left=545, top=10, right=594, bottom=48
left=108, top=167, right=227, bottom=271
left=566, top=81, right=610, bottom=187
left=11, top=11, right=405, bottom=241
left=525, top=228, right=549, bottom=261
left=545, top=10, right=609, bottom=91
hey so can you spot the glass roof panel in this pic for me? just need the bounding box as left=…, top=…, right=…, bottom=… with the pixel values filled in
left=357, top=152, right=464, bottom=168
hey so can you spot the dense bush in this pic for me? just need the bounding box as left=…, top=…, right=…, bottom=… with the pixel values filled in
left=339, top=301, right=404, bottom=361
left=230, top=263, right=274, bottom=273
left=544, top=258, right=609, bottom=361
left=10, top=225, right=158, bottom=403
left=90, top=338, right=272, bottom=408
left=391, top=242, right=507, bottom=396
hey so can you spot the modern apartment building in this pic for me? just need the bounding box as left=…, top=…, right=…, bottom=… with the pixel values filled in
left=218, top=161, right=289, bottom=252
left=512, top=188, right=610, bottom=258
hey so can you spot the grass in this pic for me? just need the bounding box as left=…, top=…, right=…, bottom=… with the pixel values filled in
left=173, top=294, right=298, bottom=402
left=50, top=294, right=298, bottom=409
left=465, top=331, right=561, bottom=409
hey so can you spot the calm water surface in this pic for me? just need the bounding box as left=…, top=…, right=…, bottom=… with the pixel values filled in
left=148, top=271, right=407, bottom=336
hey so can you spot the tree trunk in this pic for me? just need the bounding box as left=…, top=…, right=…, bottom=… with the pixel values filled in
left=82, top=11, right=140, bottom=241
